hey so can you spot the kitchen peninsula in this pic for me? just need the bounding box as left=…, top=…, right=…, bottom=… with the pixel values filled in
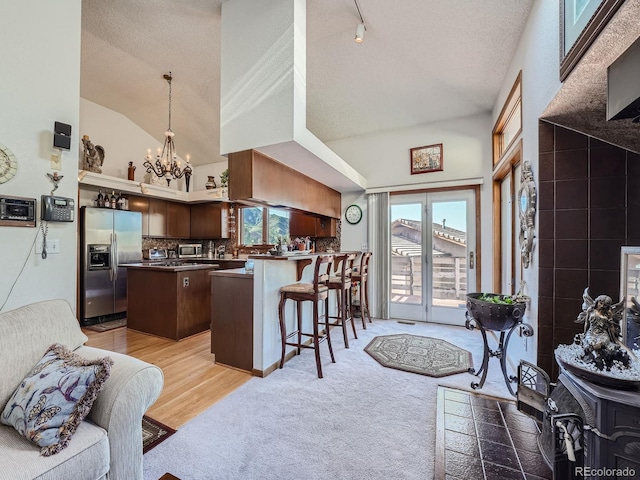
left=127, top=263, right=218, bottom=340
left=210, top=253, right=341, bottom=377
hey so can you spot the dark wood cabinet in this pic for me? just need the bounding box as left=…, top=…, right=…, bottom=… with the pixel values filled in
left=210, top=272, right=254, bottom=372
left=148, top=198, right=167, bottom=237
left=190, top=203, right=229, bottom=239
left=166, top=202, right=190, bottom=238
left=289, top=212, right=317, bottom=237
left=128, top=267, right=215, bottom=340
left=289, top=212, right=337, bottom=238
left=316, top=216, right=337, bottom=237
left=127, top=196, right=149, bottom=236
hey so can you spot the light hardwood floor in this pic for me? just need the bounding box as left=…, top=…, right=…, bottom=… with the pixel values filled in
left=84, top=327, right=251, bottom=430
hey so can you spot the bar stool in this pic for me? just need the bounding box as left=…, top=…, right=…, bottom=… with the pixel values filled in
left=325, top=252, right=358, bottom=348
left=351, top=252, right=372, bottom=328
left=278, top=255, right=334, bottom=378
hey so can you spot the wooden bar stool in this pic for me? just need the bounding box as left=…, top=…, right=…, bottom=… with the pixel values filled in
left=325, top=252, right=358, bottom=348
left=278, top=255, right=334, bottom=378
left=351, top=252, right=372, bottom=328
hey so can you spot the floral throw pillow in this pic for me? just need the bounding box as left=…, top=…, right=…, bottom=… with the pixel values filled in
left=1, top=343, right=113, bottom=456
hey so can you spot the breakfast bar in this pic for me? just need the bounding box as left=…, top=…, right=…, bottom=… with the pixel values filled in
left=209, top=253, right=328, bottom=376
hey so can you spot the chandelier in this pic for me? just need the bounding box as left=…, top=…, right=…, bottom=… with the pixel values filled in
left=143, top=72, right=192, bottom=191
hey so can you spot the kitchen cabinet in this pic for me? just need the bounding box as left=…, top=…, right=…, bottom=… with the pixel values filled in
left=166, top=201, right=190, bottom=238
left=148, top=198, right=167, bottom=237
left=127, top=196, right=149, bottom=237
left=128, top=196, right=190, bottom=238
left=289, top=212, right=337, bottom=238
left=190, top=203, right=229, bottom=239
left=228, top=149, right=341, bottom=218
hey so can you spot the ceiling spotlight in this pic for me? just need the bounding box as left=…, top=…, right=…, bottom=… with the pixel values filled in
left=355, top=23, right=365, bottom=43
left=353, top=0, right=366, bottom=44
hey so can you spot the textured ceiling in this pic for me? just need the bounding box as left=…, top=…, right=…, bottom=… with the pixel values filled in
left=542, top=0, right=640, bottom=153
left=81, top=0, right=534, bottom=166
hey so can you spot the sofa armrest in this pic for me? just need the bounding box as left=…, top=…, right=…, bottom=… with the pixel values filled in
left=76, top=346, right=164, bottom=480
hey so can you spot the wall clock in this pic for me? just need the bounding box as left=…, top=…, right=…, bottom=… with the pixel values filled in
left=0, top=143, right=18, bottom=184
left=345, top=204, right=362, bottom=225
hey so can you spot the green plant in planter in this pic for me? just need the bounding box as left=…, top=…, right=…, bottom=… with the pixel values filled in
left=478, top=293, right=515, bottom=305
left=220, top=169, right=229, bottom=188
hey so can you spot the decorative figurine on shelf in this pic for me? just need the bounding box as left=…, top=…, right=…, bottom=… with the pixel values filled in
left=82, top=135, right=105, bottom=173
left=46, top=172, right=63, bottom=194
left=127, top=162, right=136, bottom=181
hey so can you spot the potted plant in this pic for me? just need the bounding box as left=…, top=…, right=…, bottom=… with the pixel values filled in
left=465, top=292, right=528, bottom=331
left=220, top=169, right=229, bottom=188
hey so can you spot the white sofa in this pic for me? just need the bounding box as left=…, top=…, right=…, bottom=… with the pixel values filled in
left=0, top=299, right=164, bottom=480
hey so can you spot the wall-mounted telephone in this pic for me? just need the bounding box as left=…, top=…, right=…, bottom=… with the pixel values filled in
left=41, top=195, right=75, bottom=222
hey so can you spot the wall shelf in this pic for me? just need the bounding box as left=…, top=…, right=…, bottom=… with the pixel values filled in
left=78, top=170, right=228, bottom=203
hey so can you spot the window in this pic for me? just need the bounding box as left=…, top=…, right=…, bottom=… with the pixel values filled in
left=492, top=71, right=522, bottom=167
left=239, top=206, right=290, bottom=245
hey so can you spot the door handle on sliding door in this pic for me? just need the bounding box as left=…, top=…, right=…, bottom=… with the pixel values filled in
left=469, top=251, right=475, bottom=269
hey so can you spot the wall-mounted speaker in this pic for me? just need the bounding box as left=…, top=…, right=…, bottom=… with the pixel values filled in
left=53, top=121, right=72, bottom=150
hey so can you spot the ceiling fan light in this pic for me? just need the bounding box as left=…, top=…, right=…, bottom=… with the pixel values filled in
left=355, top=23, right=365, bottom=43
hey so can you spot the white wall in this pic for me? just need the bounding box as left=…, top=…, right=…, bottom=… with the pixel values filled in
left=490, top=0, right=561, bottom=364
left=80, top=98, right=226, bottom=192
left=328, top=112, right=494, bottom=289
left=0, top=1, right=81, bottom=312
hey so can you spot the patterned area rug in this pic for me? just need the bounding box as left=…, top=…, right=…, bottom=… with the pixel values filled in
left=365, top=334, right=472, bottom=377
left=84, top=319, right=127, bottom=332
left=143, top=416, right=176, bottom=453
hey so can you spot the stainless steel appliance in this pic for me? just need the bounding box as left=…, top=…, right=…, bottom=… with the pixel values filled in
left=80, top=207, right=142, bottom=326
left=178, top=243, right=202, bottom=258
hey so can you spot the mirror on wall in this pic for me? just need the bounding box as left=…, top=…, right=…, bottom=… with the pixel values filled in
left=620, top=246, right=640, bottom=350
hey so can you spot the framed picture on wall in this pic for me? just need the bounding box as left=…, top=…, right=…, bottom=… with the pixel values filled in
left=560, top=0, right=625, bottom=81
left=410, top=143, right=443, bottom=175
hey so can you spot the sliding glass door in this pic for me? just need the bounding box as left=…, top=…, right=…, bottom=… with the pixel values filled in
left=389, top=189, right=476, bottom=325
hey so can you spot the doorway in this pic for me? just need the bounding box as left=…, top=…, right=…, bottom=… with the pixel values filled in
left=389, top=189, right=477, bottom=325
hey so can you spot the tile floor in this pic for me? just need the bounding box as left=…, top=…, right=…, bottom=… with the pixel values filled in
left=436, top=386, right=552, bottom=480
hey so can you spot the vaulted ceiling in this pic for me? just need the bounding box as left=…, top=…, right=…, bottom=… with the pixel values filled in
left=81, top=0, right=535, bottom=167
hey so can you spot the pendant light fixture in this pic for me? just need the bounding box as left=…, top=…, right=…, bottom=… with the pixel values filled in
left=143, top=72, right=192, bottom=191
left=354, top=0, right=366, bottom=43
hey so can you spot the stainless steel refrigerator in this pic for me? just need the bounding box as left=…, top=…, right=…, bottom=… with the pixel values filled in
left=80, top=207, right=142, bottom=325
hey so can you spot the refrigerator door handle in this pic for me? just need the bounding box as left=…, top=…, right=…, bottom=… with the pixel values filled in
left=109, top=233, right=114, bottom=282
left=113, top=233, right=118, bottom=279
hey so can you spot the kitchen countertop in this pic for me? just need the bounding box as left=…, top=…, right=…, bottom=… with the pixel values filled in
left=122, top=262, right=220, bottom=272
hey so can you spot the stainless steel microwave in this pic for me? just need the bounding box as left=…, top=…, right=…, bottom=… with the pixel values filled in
left=177, top=244, right=202, bottom=258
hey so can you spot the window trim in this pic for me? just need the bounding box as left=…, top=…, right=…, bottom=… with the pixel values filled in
left=492, top=139, right=522, bottom=294
left=492, top=71, right=522, bottom=168
left=238, top=205, right=290, bottom=247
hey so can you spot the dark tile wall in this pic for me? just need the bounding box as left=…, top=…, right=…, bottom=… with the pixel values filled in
left=537, top=121, right=640, bottom=379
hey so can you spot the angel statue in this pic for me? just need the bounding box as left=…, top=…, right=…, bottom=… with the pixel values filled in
left=82, top=135, right=105, bottom=173
left=574, top=287, right=634, bottom=371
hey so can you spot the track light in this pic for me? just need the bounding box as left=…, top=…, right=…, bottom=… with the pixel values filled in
left=355, top=22, right=365, bottom=43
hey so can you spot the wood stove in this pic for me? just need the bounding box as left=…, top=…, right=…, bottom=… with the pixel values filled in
left=517, top=362, right=640, bottom=479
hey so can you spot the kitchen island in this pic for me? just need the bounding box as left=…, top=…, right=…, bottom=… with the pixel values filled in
left=127, top=263, right=218, bottom=340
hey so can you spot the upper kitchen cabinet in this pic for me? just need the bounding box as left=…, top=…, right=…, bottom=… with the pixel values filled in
left=228, top=149, right=341, bottom=219
left=289, top=212, right=337, bottom=238
left=127, top=196, right=149, bottom=237
left=166, top=201, right=191, bottom=238
left=191, top=203, right=229, bottom=239
left=129, top=197, right=190, bottom=238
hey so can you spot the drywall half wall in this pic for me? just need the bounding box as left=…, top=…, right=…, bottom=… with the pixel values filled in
left=0, top=0, right=81, bottom=312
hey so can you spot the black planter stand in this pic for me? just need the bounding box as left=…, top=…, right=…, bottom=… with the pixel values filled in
left=465, top=293, right=533, bottom=396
